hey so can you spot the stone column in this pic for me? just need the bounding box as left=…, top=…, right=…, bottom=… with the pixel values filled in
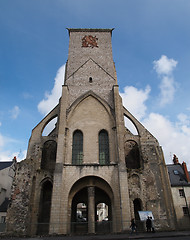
left=50, top=85, right=68, bottom=234
left=113, top=85, right=131, bottom=231
left=88, top=186, right=95, bottom=233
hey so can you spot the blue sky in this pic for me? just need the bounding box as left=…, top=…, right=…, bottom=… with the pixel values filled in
left=0, top=0, right=190, bottom=168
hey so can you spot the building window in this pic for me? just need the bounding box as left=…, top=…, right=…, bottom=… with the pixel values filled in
left=99, top=130, right=109, bottom=165
left=72, top=130, right=83, bottom=165
left=125, top=140, right=140, bottom=169
left=183, top=207, right=189, bottom=216
left=41, top=140, right=57, bottom=172
left=173, top=170, right=179, bottom=175
left=179, top=189, right=185, bottom=197
left=1, top=216, right=6, bottom=223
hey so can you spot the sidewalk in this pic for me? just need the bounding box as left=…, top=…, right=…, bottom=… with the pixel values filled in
left=1, top=231, right=190, bottom=240
left=65, top=230, right=190, bottom=240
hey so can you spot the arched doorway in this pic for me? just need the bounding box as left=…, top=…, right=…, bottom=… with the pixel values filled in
left=133, top=198, right=143, bottom=231
left=37, top=180, right=53, bottom=235
left=69, top=177, right=113, bottom=234
left=71, top=188, right=88, bottom=233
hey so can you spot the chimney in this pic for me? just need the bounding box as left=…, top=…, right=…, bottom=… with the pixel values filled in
left=173, top=154, right=179, bottom=164
left=182, top=161, right=190, bottom=183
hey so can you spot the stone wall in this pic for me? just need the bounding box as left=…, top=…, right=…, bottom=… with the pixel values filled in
left=6, top=159, right=35, bottom=235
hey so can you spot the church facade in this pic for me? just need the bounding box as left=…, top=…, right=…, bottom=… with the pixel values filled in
left=6, top=29, right=176, bottom=235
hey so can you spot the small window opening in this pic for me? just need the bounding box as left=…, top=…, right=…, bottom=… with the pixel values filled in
left=183, top=207, right=189, bottom=216
left=179, top=189, right=185, bottom=197
left=89, top=77, right=93, bottom=83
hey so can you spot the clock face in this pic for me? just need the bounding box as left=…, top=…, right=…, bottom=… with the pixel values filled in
left=82, top=35, right=98, bottom=48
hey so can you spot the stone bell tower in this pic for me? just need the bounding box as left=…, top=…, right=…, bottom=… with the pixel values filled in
left=6, top=29, right=176, bottom=236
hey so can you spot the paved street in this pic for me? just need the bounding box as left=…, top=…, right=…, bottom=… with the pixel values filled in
left=145, top=238, right=190, bottom=240
left=1, top=231, right=190, bottom=240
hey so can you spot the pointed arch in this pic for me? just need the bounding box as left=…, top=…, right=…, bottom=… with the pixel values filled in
left=67, top=91, right=115, bottom=122
left=32, top=104, right=59, bottom=137
left=124, top=115, right=138, bottom=135
left=125, top=140, right=141, bottom=169
left=42, top=116, right=58, bottom=136
left=123, top=113, right=139, bottom=136
left=133, top=198, right=142, bottom=219
left=37, top=179, right=53, bottom=235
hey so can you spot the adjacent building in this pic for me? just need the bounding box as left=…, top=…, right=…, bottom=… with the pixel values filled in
left=167, top=155, right=190, bottom=229
left=6, top=29, right=176, bottom=236
left=0, top=158, right=16, bottom=231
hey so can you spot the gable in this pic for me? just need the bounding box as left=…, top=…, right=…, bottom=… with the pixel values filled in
left=66, top=59, right=116, bottom=107
left=68, top=95, right=113, bottom=128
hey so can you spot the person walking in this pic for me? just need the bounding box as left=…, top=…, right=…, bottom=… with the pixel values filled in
left=150, top=217, right=155, bottom=232
left=130, top=218, right=137, bottom=233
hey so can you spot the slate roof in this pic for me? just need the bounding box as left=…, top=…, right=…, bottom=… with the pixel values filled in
left=167, top=164, right=190, bottom=187
left=0, top=198, right=10, bottom=212
left=0, top=161, right=13, bottom=171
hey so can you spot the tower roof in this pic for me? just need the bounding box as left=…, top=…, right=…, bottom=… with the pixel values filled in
left=67, top=28, right=114, bottom=36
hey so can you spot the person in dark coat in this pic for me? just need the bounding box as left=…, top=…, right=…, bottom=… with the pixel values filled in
left=150, top=217, right=155, bottom=232
left=130, top=218, right=137, bottom=233
left=146, top=216, right=151, bottom=232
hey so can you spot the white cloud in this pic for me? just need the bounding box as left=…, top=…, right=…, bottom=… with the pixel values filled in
left=153, top=55, right=178, bottom=106
left=153, top=55, right=178, bottom=75
left=0, top=149, right=26, bottom=162
left=120, top=85, right=151, bottom=120
left=38, top=64, right=65, bottom=115
left=142, top=113, right=190, bottom=168
left=121, top=85, right=190, bottom=170
left=0, top=132, right=26, bottom=162
left=159, top=76, right=176, bottom=106
left=10, top=106, right=20, bottom=119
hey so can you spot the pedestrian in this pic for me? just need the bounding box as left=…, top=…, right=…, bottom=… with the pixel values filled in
left=130, top=218, right=137, bottom=233
left=146, top=216, right=151, bottom=232
left=150, top=217, right=155, bottom=232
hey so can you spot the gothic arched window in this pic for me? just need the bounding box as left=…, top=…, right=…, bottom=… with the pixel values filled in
left=125, top=140, right=140, bottom=169
left=99, top=130, right=110, bottom=165
left=41, top=140, right=57, bottom=172
left=72, top=130, right=83, bottom=165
